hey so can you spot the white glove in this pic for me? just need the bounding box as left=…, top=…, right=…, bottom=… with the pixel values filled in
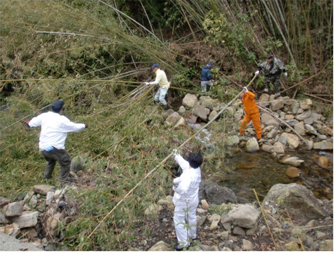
left=284, top=72, right=288, bottom=77
left=243, top=86, right=249, bottom=92
left=145, top=82, right=151, bottom=86
left=255, top=70, right=260, bottom=76
left=172, top=149, right=179, bottom=156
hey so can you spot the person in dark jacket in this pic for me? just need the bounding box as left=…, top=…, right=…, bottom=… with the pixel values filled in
left=255, top=54, right=287, bottom=98
left=200, top=62, right=213, bottom=92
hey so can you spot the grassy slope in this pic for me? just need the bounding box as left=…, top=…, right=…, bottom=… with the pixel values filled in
left=1, top=0, right=332, bottom=250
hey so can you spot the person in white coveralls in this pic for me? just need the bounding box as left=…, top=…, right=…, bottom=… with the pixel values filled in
left=172, top=149, right=203, bottom=250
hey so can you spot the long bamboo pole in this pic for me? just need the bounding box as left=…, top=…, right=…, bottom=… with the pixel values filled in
left=87, top=75, right=258, bottom=239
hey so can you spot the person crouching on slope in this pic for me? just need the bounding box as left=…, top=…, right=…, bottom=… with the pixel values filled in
left=25, top=100, right=87, bottom=183
left=172, top=149, right=202, bottom=251
left=145, top=63, right=170, bottom=110
left=239, top=87, right=262, bottom=140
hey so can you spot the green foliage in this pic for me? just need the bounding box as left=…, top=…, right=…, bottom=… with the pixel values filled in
left=203, top=11, right=257, bottom=63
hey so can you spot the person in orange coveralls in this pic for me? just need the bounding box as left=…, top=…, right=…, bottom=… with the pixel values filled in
left=240, top=87, right=262, bottom=139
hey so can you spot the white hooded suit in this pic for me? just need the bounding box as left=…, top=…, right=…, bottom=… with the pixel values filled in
left=173, top=154, right=201, bottom=247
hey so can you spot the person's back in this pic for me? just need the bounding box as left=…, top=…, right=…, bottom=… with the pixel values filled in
left=242, top=91, right=259, bottom=116
left=201, top=66, right=212, bottom=81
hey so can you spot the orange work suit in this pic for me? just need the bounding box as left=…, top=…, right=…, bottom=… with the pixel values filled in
left=239, top=91, right=262, bottom=139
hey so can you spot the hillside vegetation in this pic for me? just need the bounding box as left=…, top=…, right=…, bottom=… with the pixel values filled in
left=0, top=0, right=332, bottom=250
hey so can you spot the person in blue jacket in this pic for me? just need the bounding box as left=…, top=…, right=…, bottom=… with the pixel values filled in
left=200, top=62, right=214, bottom=92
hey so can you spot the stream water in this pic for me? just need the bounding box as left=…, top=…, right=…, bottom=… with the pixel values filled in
left=170, top=98, right=333, bottom=202
left=212, top=149, right=333, bottom=201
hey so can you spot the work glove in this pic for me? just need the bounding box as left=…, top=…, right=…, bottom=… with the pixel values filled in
left=243, top=86, right=249, bottom=92
left=145, top=82, right=151, bottom=86
left=22, top=121, right=30, bottom=128
left=284, top=72, right=288, bottom=77
left=255, top=70, right=260, bottom=76
left=172, top=149, right=179, bottom=156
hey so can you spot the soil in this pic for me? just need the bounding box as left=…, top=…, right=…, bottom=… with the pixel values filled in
left=125, top=203, right=333, bottom=251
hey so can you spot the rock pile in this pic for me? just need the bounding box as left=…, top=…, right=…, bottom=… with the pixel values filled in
left=0, top=184, right=78, bottom=250
left=144, top=182, right=332, bottom=251
left=165, top=93, right=333, bottom=169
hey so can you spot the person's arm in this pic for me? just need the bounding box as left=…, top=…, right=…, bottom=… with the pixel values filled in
left=174, top=154, right=189, bottom=172
left=147, top=70, right=162, bottom=85
left=28, top=115, right=42, bottom=128
left=58, top=117, right=86, bottom=133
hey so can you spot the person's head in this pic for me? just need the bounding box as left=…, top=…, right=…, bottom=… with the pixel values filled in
left=51, top=100, right=64, bottom=113
left=151, top=63, right=159, bottom=73
left=188, top=153, right=203, bottom=169
left=206, top=62, right=213, bottom=69
left=267, top=54, right=274, bottom=63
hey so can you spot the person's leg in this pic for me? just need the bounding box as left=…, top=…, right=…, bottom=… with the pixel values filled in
left=188, top=205, right=198, bottom=240
left=154, top=88, right=160, bottom=103
left=174, top=205, right=190, bottom=247
left=273, top=74, right=281, bottom=97
left=240, top=114, right=251, bottom=135
left=251, top=112, right=262, bottom=139
left=201, top=81, right=207, bottom=92
left=158, top=88, right=168, bottom=105
left=264, top=77, right=270, bottom=93
left=56, top=149, right=71, bottom=181
left=41, top=151, right=56, bottom=179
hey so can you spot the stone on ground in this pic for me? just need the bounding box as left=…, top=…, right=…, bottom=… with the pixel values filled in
left=182, top=93, right=198, bottom=108
left=263, top=183, right=328, bottom=220
left=10, top=211, right=39, bottom=229
left=245, top=138, right=259, bottom=152
left=148, top=241, right=172, bottom=251
left=33, top=185, right=56, bottom=195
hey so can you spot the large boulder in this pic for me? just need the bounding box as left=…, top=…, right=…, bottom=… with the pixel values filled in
left=3, top=202, right=23, bottom=217
left=208, top=110, right=218, bottom=121
left=245, top=138, right=259, bottom=153
left=165, top=112, right=181, bottom=126
left=279, top=155, right=304, bottom=167
left=70, top=155, right=86, bottom=173
left=226, top=135, right=240, bottom=146
left=313, top=141, right=333, bottom=150
left=33, top=185, right=56, bottom=195
left=291, top=101, right=299, bottom=114
left=299, top=99, right=312, bottom=110
left=294, top=121, right=305, bottom=135
left=192, top=105, right=210, bottom=121
left=263, top=183, right=328, bottom=220
left=200, top=96, right=216, bottom=110
left=221, top=204, right=260, bottom=229
left=261, top=113, right=279, bottom=128
left=10, top=211, right=39, bottom=229
left=318, top=126, right=333, bottom=136
left=0, top=197, right=10, bottom=208
left=174, top=117, right=188, bottom=129
left=258, top=94, right=270, bottom=107
left=281, top=133, right=300, bottom=149
left=270, top=97, right=285, bottom=111
left=285, top=167, right=300, bottom=178
left=182, top=94, right=198, bottom=108
left=148, top=241, right=172, bottom=251
left=296, top=110, right=312, bottom=121
left=199, top=180, right=237, bottom=204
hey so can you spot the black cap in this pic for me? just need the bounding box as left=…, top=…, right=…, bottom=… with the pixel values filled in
left=267, top=54, right=274, bottom=59
left=51, top=100, right=64, bottom=113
